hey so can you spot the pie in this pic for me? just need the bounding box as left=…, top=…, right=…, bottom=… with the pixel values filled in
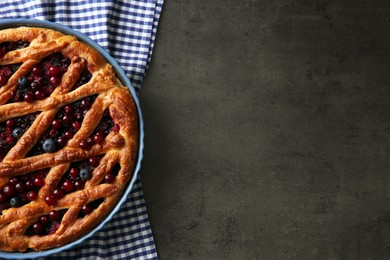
left=0, top=26, right=139, bottom=252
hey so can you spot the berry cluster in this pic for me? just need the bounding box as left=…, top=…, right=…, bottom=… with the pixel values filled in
left=8, top=52, right=70, bottom=103
left=44, top=157, right=102, bottom=207
left=26, top=198, right=105, bottom=236
left=0, top=40, right=30, bottom=87
left=26, top=209, right=67, bottom=236
left=27, top=95, right=97, bottom=156
left=0, top=113, right=39, bottom=161
left=44, top=161, right=121, bottom=210
left=0, top=169, right=49, bottom=212
left=0, top=41, right=30, bottom=86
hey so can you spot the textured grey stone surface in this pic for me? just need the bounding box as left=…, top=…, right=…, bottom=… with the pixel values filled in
left=139, top=1, right=390, bottom=259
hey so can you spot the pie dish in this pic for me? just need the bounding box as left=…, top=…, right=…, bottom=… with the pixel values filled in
left=0, top=20, right=142, bottom=255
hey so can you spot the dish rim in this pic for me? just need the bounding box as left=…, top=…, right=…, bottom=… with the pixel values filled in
left=0, top=18, right=144, bottom=259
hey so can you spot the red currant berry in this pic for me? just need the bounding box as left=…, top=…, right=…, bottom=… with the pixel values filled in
left=26, top=191, right=37, bottom=201
left=79, top=140, right=89, bottom=150
left=82, top=204, right=92, bottom=214
left=62, top=115, right=72, bottom=124
left=69, top=168, right=80, bottom=178
left=49, top=76, right=61, bottom=85
left=32, top=66, right=43, bottom=76
left=51, top=119, right=62, bottom=129
left=64, top=130, right=73, bottom=140
left=49, top=210, right=60, bottom=220
left=40, top=215, right=48, bottom=224
left=104, top=173, right=115, bottom=184
left=88, top=157, right=100, bottom=167
left=72, top=121, right=81, bottom=131
left=24, top=92, right=34, bottom=103
left=34, top=90, right=45, bottom=100
left=5, top=119, right=14, bottom=127
left=52, top=188, right=64, bottom=199
left=61, top=180, right=74, bottom=192
left=64, top=105, right=73, bottom=114
left=48, top=66, right=60, bottom=76
left=34, top=176, right=45, bottom=187
left=3, top=185, right=15, bottom=197
left=93, top=132, right=104, bottom=144
left=33, top=222, right=43, bottom=234
left=81, top=99, right=91, bottom=110
left=74, top=180, right=85, bottom=190
left=57, top=136, right=67, bottom=147
left=45, top=195, right=56, bottom=206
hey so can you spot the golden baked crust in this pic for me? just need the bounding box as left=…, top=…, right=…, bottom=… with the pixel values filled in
left=0, top=27, right=139, bottom=252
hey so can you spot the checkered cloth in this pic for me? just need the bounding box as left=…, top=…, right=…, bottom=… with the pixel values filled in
left=0, top=0, right=163, bottom=259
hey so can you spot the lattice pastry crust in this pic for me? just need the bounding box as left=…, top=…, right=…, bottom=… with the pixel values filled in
left=0, top=27, right=139, bottom=252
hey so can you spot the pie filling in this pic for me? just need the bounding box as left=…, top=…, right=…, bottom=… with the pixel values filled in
left=24, top=162, right=120, bottom=237
left=0, top=112, right=40, bottom=161
left=0, top=169, right=49, bottom=213
left=44, top=156, right=104, bottom=207
left=26, top=209, right=67, bottom=236
left=27, top=95, right=97, bottom=156
left=24, top=160, right=121, bottom=237
left=8, top=52, right=70, bottom=103
left=0, top=41, right=30, bottom=87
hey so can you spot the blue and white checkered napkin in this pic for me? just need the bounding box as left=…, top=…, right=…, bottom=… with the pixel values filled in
left=0, top=0, right=163, bottom=259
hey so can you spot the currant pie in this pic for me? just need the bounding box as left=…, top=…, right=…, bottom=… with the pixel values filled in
left=0, top=27, right=139, bottom=252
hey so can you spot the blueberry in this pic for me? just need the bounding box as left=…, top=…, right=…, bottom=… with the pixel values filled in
left=9, top=197, right=20, bottom=207
left=42, top=139, right=56, bottom=153
left=79, top=168, right=91, bottom=180
left=12, top=127, right=23, bottom=138
left=18, top=76, right=29, bottom=89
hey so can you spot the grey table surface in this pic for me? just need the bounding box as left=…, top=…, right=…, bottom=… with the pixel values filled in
left=139, top=1, right=390, bottom=259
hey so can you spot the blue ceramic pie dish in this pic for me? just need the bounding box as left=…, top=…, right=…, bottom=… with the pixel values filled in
left=0, top=18, right=144, bottom=259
